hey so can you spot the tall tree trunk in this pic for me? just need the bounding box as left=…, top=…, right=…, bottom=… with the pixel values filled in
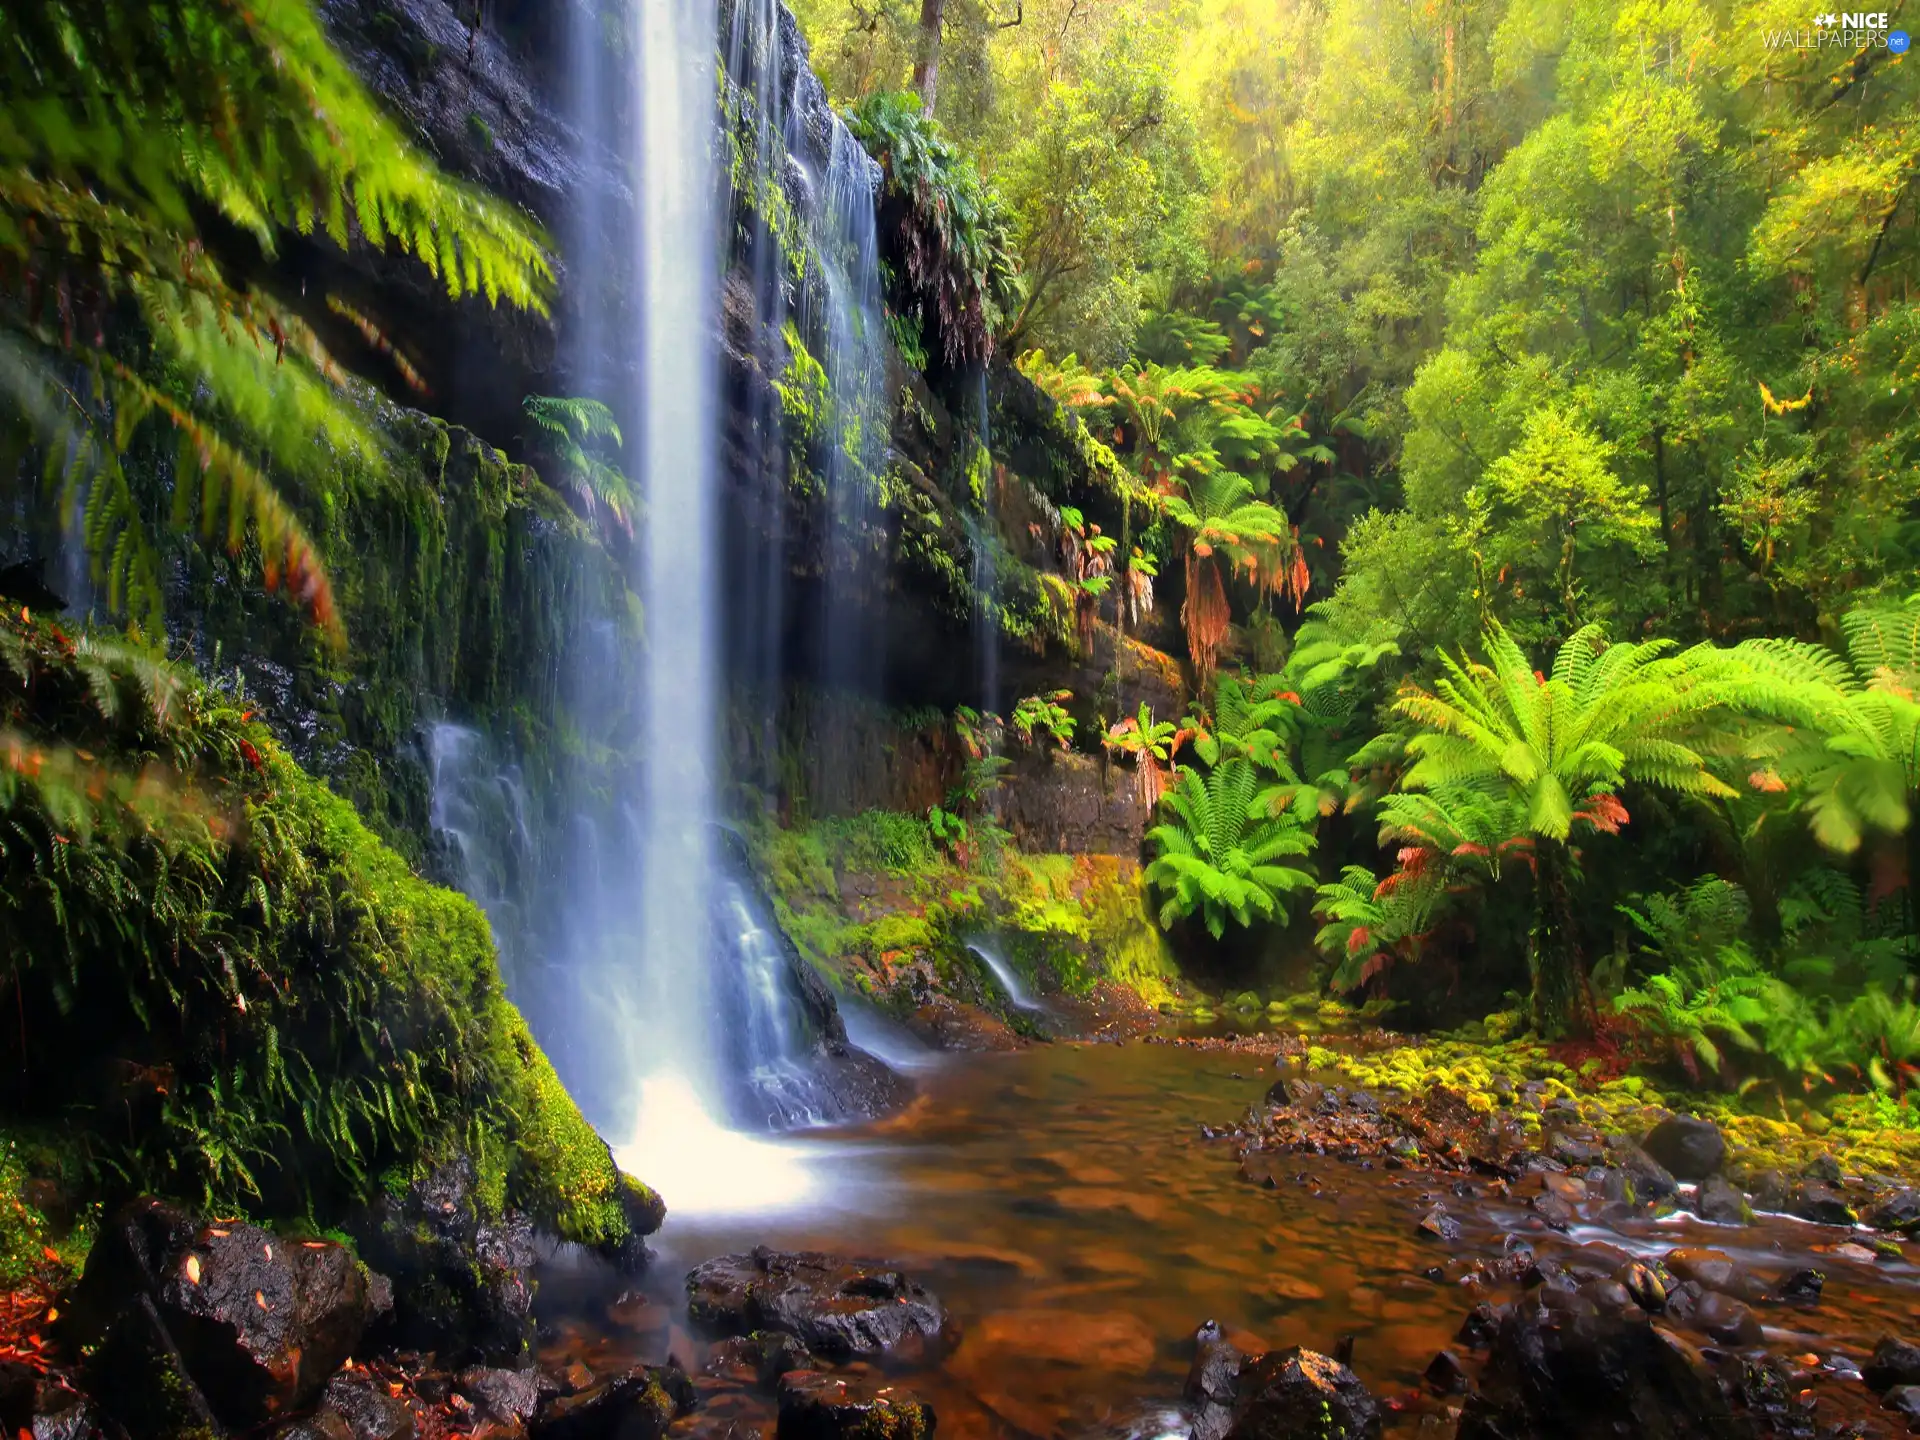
left=1530, top=839, right=1594, bottom=1039
left=913, top=0, right=945, bottom=113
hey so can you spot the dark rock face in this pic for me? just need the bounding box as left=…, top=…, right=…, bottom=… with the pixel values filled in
left=1223, top=1347, right=1380, bottom=1440
left=65, top=1199, right=379, bottom=1433
left=686, top=1249, right=947, bottom=1362
left=1608, top=1143, right=1678, bottom=1202
left=354, top=1158, right=537, bottom=1366
left=528, top=1366, right=692, bottom=1440
left=30, top=1391, right=120, bottom=1440
left=1789, top=1181, right=1857, bottom=1226
left=705, top=1333, right=820, bottom=1391
left=1185, top=1320, right=1244, bottom=1440
left=1694, top=1176, right=1751, bottom=1225
left=319, top=1371, right=415, bottom=1440
left=775, top=1370, right=936, bottom=1439
left=1456, top=1297, right=1746, bottom=1440
left=83, top=1292, right=223, bottom=1440
left=458, top=1367, right=546, bottom=1426
left=1641, top=1117, right=1726, bottom=1182
left=1866, top=1336, right=1920, bottom=1392
left=1874, top=1188, right=1920, bottom=1232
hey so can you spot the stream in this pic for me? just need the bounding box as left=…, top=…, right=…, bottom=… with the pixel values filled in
left=537, top=1039, right=1920, bottom=1438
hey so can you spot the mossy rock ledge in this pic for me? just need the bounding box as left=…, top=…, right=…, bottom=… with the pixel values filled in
left=0, top=613, right=662, bottom=1294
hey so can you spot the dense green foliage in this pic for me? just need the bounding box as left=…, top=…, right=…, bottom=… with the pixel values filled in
left=0, top=615, right=651, bottom=1246
left=0, top=0, right=551, bottom=634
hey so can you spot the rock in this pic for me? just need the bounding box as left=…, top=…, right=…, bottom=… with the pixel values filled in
left=1688, top=1292, right=1762, bottom=1347
left=1530, top=1194, right=1576, bottom=1230
left=529, top=1365, right=692, bottom=1440
left=458, top=1367, right=544, bottom=1427
left=1615, top=1260, right=1669, bottom=1312
left=142, top=1220, right=376, bottom=1425
left=1833, top=1241, right=1880, bottom=1263
left=0, top=1362, right=35, bottom=1431
left=1549, top=1134, right=1604, bottom=1167
left=1455, top=1298, right=1745, bottom=1440
left=21, top=1385, right=117, bottom=1440
left=1424, top=1350, right=1470, bottom=1395
left=275, top=1415, right=355, bottom=1440
left=1221, top=1347, right=1379, bottom=1440
left=1456, top=1303, right=1500, bottom=1349
left=1805, top=1153, right=1843, bottom=1183
left=1663, top=1249, right=1760, bottom=1302
left=1885, top=1385, right=1920, bottom=1425
left=1694, top=1176, right=1751, bottom=1225
left=1641, top=1117, right=1726, bottom=1181
left=1608, top=1143, right=1678, bottom=1203
left=1866, top=1336, right=1920, bottom=1392
left=1751, top=1175, right=1789, bottom=1221
left=1874, top=1189, right=1920, bottom=1232
left=775, top=1370, right=934, bottom=1440
left=1777, top=1268, right=1824, bottom=1306
left=1789, top=1181, right=1857, bottom=1227
left=355, top=1157, right=537, bottom=1365
left=84, top=1291, right=223, bottom=1440
left=320, top=1371, right=414, bottom=1440
left=685, top=1249, right=946, bottom=1362
left=1186, top=1319, right=1244, bottom=1440
left=1417, top=1207, right=1461, bottom=1242
left=703, top=1332, right=818, bottom=1391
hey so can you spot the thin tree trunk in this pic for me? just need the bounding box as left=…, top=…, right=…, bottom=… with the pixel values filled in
left=913, top=0, right=945, bottom=113
left=1531, top=839, right=1594, bottom=1039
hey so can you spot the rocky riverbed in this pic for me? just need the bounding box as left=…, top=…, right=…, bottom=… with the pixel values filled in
left=11, top=1035, right=1920, bottom=1440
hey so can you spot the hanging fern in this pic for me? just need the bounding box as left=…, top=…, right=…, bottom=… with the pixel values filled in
left=522, top=395, right=637, bottom=534
left=0, top=0, right=554, bottom=637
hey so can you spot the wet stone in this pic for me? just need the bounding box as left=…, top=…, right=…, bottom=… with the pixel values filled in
left=1688, top=1292, right=1762, bottom=1348
left=1874, top=1189, right=1920, bottom=1232
left=530, top=1365, right=692, bottom=1440
left=687, top=1249, right=946, bottom=1363
left=1789, top=1181, right=1858, bottom=1227
left=458, top=1367, right=545, bottom=1428
left=1641, top=1117, right=1726, bottom=1182
left=1885, top=1385, right=1920, bottom=1426
left=1424, top=1349, right=1470, bottom=1395
left=1664, top=1249, right=1760, bottom=1302
left=1609, top=1143, right=1678, bottom=1202
left=775, top=1370, right=934, bottom=1440
left=321, top=1370, right=415, bottom=1440
left=1694, top=1176, right=1751, bottom=1226
left=1866, top=1336, right=1920, bottom=1392
left=1418, top=1207, right=1461, bottom=1242
left=1223, top=1347, right=1381, bottom=1440
left=1777, top=1268, right=1824, bottom=1306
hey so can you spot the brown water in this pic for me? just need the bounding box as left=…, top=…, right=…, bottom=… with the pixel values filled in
left=540, top=1039, right=1920, bottom=1438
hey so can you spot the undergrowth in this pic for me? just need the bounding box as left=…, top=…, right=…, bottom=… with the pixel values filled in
left=0, top=616, right=654, bottom=1248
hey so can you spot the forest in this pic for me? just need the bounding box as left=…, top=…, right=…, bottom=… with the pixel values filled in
left=2, top=0, right=1920, bottom=1437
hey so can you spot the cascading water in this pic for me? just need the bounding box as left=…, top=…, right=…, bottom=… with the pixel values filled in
left=426, top=723, right=534, bottom=958
left=968, top=938, right=1044, bottom=1012
left=968, top=377, right=1001, bottom=716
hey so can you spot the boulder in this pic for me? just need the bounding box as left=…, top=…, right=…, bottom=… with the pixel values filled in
left=704, top=1332, right=818, bottom=1391
left=1687, top=1292, right=1762, bottom=1348
left=1640, top=1117, right=1726, bottom=1182
left=1874, top=1189, right=1920, bottom=1232
left=775, top=1370, right=935, bottom=1440
left=1694, top=1176, right=1751, bottom=1225
left=144, top=1222, right=376, bottom=1425
left=1777, top=1268, right=1824, bottom=1306
left=318, top=1371, right=414, bottom=1440
left=1866, top=1336, right=1920, bottom=1392
left=1789, top=1181, right=1857, bottom=1227
left=33, top=1393, right=124, bottom=1440
left=1424, top=1350, right=1470, bottom=1395
left=1185, top=1319, right=1244, bottom=1440
left=83, top=1291, right=223, bottom=1440
left=458, top=1367, right=546, bottom=1427
left=686, top=1249, right=946, bottom=1362
left=1886, top=1385, right=1920, bottom=1425
left=1607, top=1143, right=1678, bottom=1202
left=1223, top=1348, right=1379, bottom=1440
left=1662, top=1249, right=1762, bottom=1302
left=1455, top=1297, right=1749, bottom=1440
left=528, top=1365, right=692, bottom=1440
left=275, top=1416, right=355, bottom=1440
left=354, top=1157, right=537, bottom=1365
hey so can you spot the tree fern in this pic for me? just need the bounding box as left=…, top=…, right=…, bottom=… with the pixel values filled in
left=1144, top=755, right=1317, bottom=938
left=522, top=395, right=637, bottom=534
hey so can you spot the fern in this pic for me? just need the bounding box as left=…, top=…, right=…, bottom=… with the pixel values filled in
left=1, top=0, right=554, bottom=634
left=1144, top=755, right=1317, bottom=938
left=522, top=395, right=637, bottom=533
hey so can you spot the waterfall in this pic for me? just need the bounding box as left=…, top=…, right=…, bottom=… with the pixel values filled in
left=969, top=375, right=1001, bottom=716
left=968, top=939, right=1044, bottom=1012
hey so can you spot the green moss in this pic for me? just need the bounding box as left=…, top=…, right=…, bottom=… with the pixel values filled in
left=0, top=617, right=648, bottom=1251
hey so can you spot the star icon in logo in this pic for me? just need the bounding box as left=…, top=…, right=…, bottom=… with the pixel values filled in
left=1813, top=11, right=1837, bottom=23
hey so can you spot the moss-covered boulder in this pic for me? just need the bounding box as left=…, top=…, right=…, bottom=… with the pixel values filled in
left=0, top=613, right=657, bottom=1258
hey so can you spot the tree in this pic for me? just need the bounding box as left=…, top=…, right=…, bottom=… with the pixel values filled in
left=1394, top=621, right=1737, bottom=1036
left=1163, top=469, right=1290, bottom=693
left=0, top=0, right=551, bottom=638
